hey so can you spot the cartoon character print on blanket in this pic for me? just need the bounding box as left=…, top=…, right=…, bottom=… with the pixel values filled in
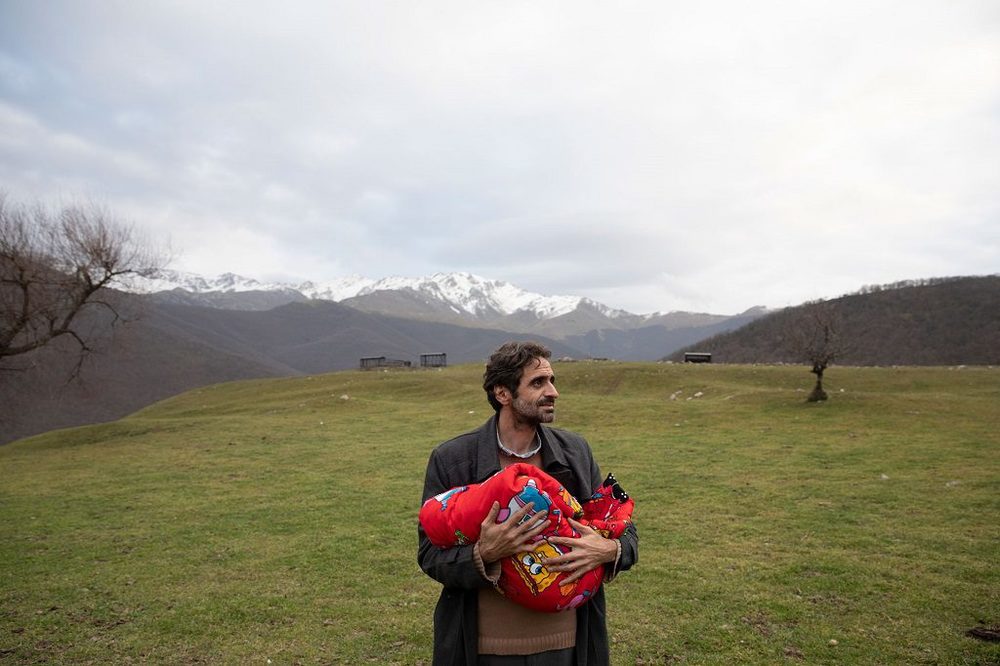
left=419, top=462, right=635, bottom=613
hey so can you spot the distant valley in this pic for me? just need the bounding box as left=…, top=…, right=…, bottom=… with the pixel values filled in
left=3, top=272, right=995, bottom=445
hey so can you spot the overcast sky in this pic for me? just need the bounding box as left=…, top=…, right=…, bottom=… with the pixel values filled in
left=1, top=1, right=997, bottom=314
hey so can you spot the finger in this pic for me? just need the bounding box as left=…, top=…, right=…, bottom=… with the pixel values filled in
left=521, top=511, right=549, bottom=534
left=483, top=501, right=500, bottom=524
left=511, top=505, right=547, bottom=530
left=513, top=523, right=548, bottom=550
left=510, top=501, right=536, bottom=521
left=546, top=535, right=581, bottom=548
left=545, top=557, right=587, bottom=576
left=540, top=553, right=570, bottom=568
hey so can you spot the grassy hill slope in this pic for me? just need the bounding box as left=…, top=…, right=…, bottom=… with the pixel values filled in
left=1, top=363, right=998, bottom=664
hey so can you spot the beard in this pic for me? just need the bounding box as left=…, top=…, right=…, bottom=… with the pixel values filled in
left=511, top=395, right=556, bottom=424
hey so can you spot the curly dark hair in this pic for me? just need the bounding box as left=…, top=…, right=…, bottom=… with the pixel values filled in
left=482, top=341, right=552, bottom=412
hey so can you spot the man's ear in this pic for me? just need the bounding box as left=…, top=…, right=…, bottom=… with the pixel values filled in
left=494, top=385, right=511, bottom=406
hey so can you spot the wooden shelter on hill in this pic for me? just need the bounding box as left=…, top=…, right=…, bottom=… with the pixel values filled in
left=420, top=352, right=447, bottom=368
left=359, top=356, right=412, bottom=370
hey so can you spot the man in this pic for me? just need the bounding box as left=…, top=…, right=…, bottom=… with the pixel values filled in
left=418, top=341, right=639, bottom=665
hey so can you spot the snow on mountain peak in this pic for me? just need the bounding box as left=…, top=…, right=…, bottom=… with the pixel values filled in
left=352, top=272, right=583, bottom=318
left=131, top=269, right=598, bottom=320
left=129, top=269, right=290, bottom=294
left=298, top=275, right=376, bottom=301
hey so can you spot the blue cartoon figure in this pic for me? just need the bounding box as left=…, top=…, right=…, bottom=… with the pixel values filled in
left=496, top=478, right=552, bottom=529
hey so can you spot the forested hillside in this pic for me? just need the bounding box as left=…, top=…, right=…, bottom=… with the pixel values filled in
left=673, top=276, right=1000, bottom=365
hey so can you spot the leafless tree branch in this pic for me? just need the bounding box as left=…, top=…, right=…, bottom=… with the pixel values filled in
left=1, top=192, right=164, bottom=376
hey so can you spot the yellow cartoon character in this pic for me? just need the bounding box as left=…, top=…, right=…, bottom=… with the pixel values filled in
left=509, top=540, right=565, bottom=596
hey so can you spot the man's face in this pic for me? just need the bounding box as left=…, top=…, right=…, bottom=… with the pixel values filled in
left=509, top=357, right=559, bottom=424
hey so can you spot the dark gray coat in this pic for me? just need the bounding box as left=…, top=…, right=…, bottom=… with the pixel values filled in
left=417, top=416, right=639, bottom=666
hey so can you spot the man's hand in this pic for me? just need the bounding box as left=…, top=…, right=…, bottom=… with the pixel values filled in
left=477, top=501, right=549, bottom=564
left=542, top=518, right=618, bottom=584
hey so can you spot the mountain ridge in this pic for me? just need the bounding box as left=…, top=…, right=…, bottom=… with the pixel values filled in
left=133, top=269, right=767, bottom=357
left=671, top=276, right=1000, bottom=366
left=131, top=269, right=745, bottom=321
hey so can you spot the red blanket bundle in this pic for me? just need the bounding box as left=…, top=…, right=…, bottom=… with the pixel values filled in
left=419, top=463, right=634, bottom=612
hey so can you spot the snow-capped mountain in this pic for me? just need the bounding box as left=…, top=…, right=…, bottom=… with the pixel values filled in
left=123, top=268, right=766, bottom=362
left=346, top=272, right=619, bottom=319
left=134, top=269, right=630, bottom=321
left=130, top=270, right=297, bottom=295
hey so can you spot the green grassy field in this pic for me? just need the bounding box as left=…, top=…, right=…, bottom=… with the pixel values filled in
left=2, top=362, right=998, bottom=664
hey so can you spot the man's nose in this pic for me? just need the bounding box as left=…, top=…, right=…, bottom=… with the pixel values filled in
left=547, top=383, right=559, bottom=398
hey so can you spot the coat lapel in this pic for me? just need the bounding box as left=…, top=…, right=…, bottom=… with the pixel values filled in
left=474, top=415, right=502, bottom=482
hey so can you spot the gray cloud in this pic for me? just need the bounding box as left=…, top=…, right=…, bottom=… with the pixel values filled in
left=1, top=1, right=997, bottom=314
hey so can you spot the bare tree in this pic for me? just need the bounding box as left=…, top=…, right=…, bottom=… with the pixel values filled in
left=0, top=193, right=163, bottom=378
left=782, top=301, right=850, bottom=402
